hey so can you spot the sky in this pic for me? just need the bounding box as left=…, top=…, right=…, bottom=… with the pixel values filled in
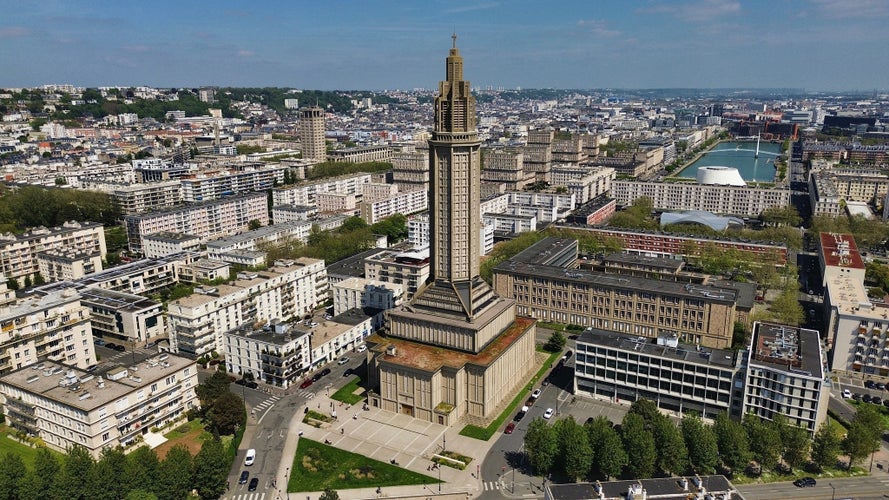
left=1, top=0, right=888, bottom=91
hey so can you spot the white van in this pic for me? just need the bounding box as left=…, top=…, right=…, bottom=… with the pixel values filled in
left=244, top=448, right=256, bottom=466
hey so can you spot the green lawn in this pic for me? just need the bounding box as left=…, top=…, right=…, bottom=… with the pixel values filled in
left=288, top=438, right=438, bottom=492
left=162, top=418, right=205, bottom=440
left=0, top=426, right=63, bottom=468
left=459, top=349, right=561, bottom=440
left=331, top=376, right=366, bottom=405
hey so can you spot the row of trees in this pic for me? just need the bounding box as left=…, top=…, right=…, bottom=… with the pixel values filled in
left=524, top=399, right=885, bottom=482
left=0, top=185, right=121, bottom=232
left=0, top=438, right=229, bottom=500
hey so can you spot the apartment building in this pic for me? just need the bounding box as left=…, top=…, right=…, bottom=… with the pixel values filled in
left=167, top=258, right=328, bottom=358
left=271, top=204, right=317, bottom=224
left=332, top=277, right=404, bottom=316
left=362, top=182, right=399, bottom=203
left=481, top=149, right=532, bottom=190
left=317, top=192, right=357, bottom=213
left=141, top=232, right=202, bottom=259
left=552, top=135, right=586, bottom=165
left=611, top=180, right=792, bottom=217
left=551, top=166, right=614, bottom=204
left=575, top=329, right=742, bottom=419
left=0, top=221, right=107, bottom=286
left=91, top=181, right=183, bottom=215
left=132, top=159, right=194, bottom=182
left=809, top=168, right=889, bottom=216
left=524, top=129, right=553, bottom=182
left=364, top=248, right=430, bottom=299
left=309, top=309, right=375, bottom=367
left=565, top=195, right=617, bottom=225
left=391, top=151, right=429, bottom=193
left=299, top=106, right=326, bottom=162
left=205, top=216, right=347, bottom=261
left=0, top=288, right=96, bottom=375
left=493, top=238, right=753, bottom=348
left=124, top=193, right=269, bottom=253
left=408, top=213, right=495, bottom=256
left=483, top=213, right=537, bottom=233
left=223, top=321, right=311, bottom=389
left=79, top=287, right=165, bottom=347
left=743, top=322, right=829, bottom=435
left=0, top=356, right=199, bottom=457
left=37, top=249, right=103, bottom=283
left=271, top=173, right=372, bottom=207
left=359, top=188, right=427, bottom=224
left=559, top=225, right=789, bottom=266
left=179, top=165, right=286, bottom=202
left=327, top=145, right=391, bottom=164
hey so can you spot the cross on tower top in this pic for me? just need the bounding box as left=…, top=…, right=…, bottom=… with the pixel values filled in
left=452, top=32, right=457, bottom=49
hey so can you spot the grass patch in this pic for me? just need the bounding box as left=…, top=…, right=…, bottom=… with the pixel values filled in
left=163, top=418, right=203, bottom=440
left=846, top=400, right=889, bottom=428
left=459, top=350, right=561, bottom=440
left=536, top=322, right=566, bottom=332
left=331, top=376, right=366, bottom=405
left=731, top=465, right=867, bottom=485
left=288, top=438, right=438, bottom=492
left=0, top=426, right=63, bottom=468
left=433, top=450, right=472, bottom=470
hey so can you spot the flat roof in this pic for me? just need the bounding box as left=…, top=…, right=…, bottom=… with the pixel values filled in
left=79, top=287, right=160, bottom=313
left=143, top=232, right=201, bottom=243
left=548, top=476, right=737, bottom=500
left=601, top=252, right=683, bottom=272
left=819, top=232, right=865, bottom=269
left=0, top=355, right=194, bottom=412
left=750, top=322, right=824, bottom=379
left=578, top=328, right=738, bottom=369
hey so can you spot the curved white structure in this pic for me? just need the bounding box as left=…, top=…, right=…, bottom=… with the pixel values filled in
left=696, top=166, right=747, bottom=187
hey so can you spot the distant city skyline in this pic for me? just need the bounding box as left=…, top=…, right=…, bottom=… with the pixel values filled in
left=1, top=0, right=888, bottom=91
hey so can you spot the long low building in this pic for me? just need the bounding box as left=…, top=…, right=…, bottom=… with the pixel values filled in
left=612, top=180, right=791, bottom=217
left=0, top=356, right=199, bottom=457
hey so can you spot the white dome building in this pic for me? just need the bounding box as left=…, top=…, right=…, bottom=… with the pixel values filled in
left=695, top=166, right=747, bottom=187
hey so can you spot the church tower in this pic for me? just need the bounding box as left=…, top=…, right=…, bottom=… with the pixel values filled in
left=368, top=36, right=537, bottom=426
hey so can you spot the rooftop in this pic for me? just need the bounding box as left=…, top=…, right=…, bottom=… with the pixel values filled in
left=79, top=287, right=160, bottom=313
left=577, top=328, right=738, bottom=369
left=143, top=232, right=201, bottom=243
left=749, top=322, right=824, bottom=379
left=819, top=232, right=865, bottom=269
left=548, top=475, right=738, bottom=500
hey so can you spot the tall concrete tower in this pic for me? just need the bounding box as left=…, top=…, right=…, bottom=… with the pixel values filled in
left=369, top=36, right=536, bottom=426
left=299, top=106, right=326, bottom=161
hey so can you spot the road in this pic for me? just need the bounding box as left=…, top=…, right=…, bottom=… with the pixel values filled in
left=737, top=475, right=889, bottom=500
left=222, top=353, right=366, bottom=500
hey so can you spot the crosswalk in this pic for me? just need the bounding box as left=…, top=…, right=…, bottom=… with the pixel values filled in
left=483, top=481, right=502, bottom=491
left=252, top=395, right=280, bottom=414
left=225, top=493, right=265, bottom=500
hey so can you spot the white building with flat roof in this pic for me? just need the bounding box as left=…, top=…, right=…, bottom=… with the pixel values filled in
left=0, top=221, right=107, bottom=287
left=332, top=277, right=404, bottom=317
left=224, top=321, right=311, bottom=389
left=142, top=232, right=202, bottom=259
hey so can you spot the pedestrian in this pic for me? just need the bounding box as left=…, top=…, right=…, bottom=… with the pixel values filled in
left=341, top=428, right=344, bottom=435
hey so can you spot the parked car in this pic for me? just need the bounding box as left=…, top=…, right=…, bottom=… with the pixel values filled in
left=852, top=393, right=862, bottom=401
left=525, top=398, right=535, bottom=407
left=543, top=408, right=555, bottom=419
left=531, top=388, right=541, bottom=399
left=244, top=449, right=256, bottom=466
left=239, top=471, right=249, bottom=484
left=234, top=379, right=246, bottom=386
left=338, top=357, right=349, bottom=365
left=793, top=477, right=816, bottom=487
left=104, top=342, right=117, bottom=350
left=878, top=382, right=887, bottom=391
left=113, top=344, right=125, bottom=352
left=343, top=368, right=353, bottom=377
left=248, top=477, right=259, bottom=491
left=93, top=339, right=106, bottom=346
left=356, top=344, right=367, bottom=353
left=504, top=422, right=516, bottom=434
left=842, top=389, right=853, bottom=399
left=865, top=380, right=876, bottom=389
left=245, top=381, right=258, bottom=389
left=320, top=368, right=331, bottom=377
left=872, top=396, right=883, bottom=405
left=299, top=379, right=313, bottom=389
left=863, top=394, right=873, bottom=403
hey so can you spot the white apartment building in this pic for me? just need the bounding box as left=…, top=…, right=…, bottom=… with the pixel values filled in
left=362, top=182, right=399, bottom=202
left=364, top=248, right=430, bottom=299
left=0, top=288, right=96, bottom=375
left=506, top=191, right=576, bottom=211
left=483, top=212, right=538, bottom=233
left=612, top=181, right=791, bottom=217
left=317, top=192, right=357, bottom=213
left=224, top=321, right=311, bottom=389
left=359, top=188, right=427, bottom=224
left=327, top=145, right=391, bottom=164
left=308, top=309, right=375, bottom=367
left=124, top=193, right=269, bottom=253
left=167, top=259, right=328, bottom=358
left=0, top=355, right=199, bottom=457
left=743, top=322, right=829, bottom=436
left=809, top=168, right=889, bottom=217
left=142, top=232, right=202, bottom=259
left=95, top=181, right=183, bottom=215
left=332, top=277, right=404, bottom=316
left=271, top=204, right=317, bottom=224
left=205, top=216, right=346, bottom=261
left=179, top=165, right=286, bottom=202
left=271, top=173, right=372, bottom=207
left=407, top=213, right=494, bottom=256
left=391, top=151, right=429, bottom=193
left=550, top=166, right=615, bottom=204
left=37, top=249, right=103, bottom=283
left=79, top=288, right=165, bottom=347
left=0, top=221, right=107, bottom=286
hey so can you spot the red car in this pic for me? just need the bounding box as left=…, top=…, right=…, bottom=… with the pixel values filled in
left=504, top=422, right=516, bottom=434
left=299, top=378, right=313, bottom=389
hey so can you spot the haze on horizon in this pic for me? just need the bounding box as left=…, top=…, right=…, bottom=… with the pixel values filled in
left=1, top=0, right=887, bottom=92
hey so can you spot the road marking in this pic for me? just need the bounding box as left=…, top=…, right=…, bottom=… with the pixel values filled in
left=484, top=481, right=501, bottom=490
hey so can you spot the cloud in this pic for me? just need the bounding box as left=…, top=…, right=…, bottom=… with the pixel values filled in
left=576, top=19, right=621, bottom=37
left=0, top=26, right=29, bottom=38
left=811, top=0, right=889, bottom=18
left=444, top=2, right=499, bottom=14
left=237, top=50, right=255, bottom=57
left=638, top=0, right=740, bottom=23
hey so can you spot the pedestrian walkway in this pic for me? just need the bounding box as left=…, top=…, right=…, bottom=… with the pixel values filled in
left=253, top=395, right=280, bottom=414
left=226, top=493, right=266, bottom=500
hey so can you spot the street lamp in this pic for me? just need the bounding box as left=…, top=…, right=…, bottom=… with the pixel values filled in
left=828, top=482, right=835, bottom=500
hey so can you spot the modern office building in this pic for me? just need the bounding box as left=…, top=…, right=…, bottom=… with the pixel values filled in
left=0, top=221, right=107, bottom=287
left=223, top=321, right=311, bottom=389
left=0, top=288, right=97, bottom=375
left=367, top=37, right=537, bottom=426
left=0, top=356, right=199, bottom=457
left=124, top=193, right=269, bottom=253
left=612, top=180, right=791, bottom=217
left=743, top=322, right=829, bottom=435
left=299, top=106, right=326, bottom=162
left=167, top=258, right=327, bottom=358
left=493, top=238, right=754, bottom=348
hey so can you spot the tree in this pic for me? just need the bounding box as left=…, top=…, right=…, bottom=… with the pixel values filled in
left=320, top=488, right=340, bottom=500
left=206, top=391, right=246, bottom=436
left=524, top=418, right=558, bottom=475
left=587, top=416, right=626, bottom=480
left=621, top=413, right=656, bottom=479
left=628, top=399, right=660, bottom=425
left=156, top=444, right=194, bottom=500
left=811, top=423, right=842, bottom=471
left=125, top=490, right=159, bottom=500
left=543, top=331, right=567, bottom=353
left=650, top=414, right=687, bottom=476
left=339, top=216, right=368, bottom=233
left=0, top=452, right=27, bottom=500
left=770, top=287, right=805, bottom=326
left=555, top=417, right=593, bottom=482
left=125, top=446, right=159, bottom=494
left=774, top=415, right=810, bottom=470
left=843, top=404, right=885, bottom=469
left=248, top=219, right=262, bottom=230
left=192, top=438, right=228, bottom=500
left=90, top=447, right=128, bottom=500
left=51, top=445, right=95, bottom=500
left=19, top=446, right=59, bottom=499
left=713, top=413, right=750, bottom=473
left=743, top=413, right=781, bottom=470
left=681, top=414, right=718, bottom=474
left=196, top=370, right=235, bottom=408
